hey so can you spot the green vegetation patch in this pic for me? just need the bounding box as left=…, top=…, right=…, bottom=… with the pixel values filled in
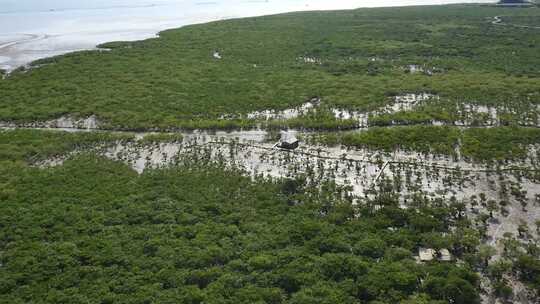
left=369, top=100, right=540, bottom=128
left=268, top=107, right=359, bottom=130
left=0, top=5, right=539, bottom=129
left=0, top=154, right=482, bottom=304
left=0, top=129, right=133, bottom=163
left=315, top=126, right=461, bottom=156
left=461, top=127, right=540, bottom=161
left=501, top=15, right=540, bottom=27
left=139, top=133, right=184, bottom=144
left=312, top=126, right=540, bottom=162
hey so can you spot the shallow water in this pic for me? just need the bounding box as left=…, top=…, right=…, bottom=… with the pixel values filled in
left=0, top=0, right=496, bottom=70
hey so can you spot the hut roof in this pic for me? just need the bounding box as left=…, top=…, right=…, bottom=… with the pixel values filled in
left=419, top=248, right=436, bottom=261
left=439, top=248, right=452, bottom=261
left=280, top=131, right=298, bottom=145
left=417, top=248, right=452, bottom=262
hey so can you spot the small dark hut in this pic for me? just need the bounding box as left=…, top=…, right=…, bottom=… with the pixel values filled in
left=275, top=131, right=299, bottom=150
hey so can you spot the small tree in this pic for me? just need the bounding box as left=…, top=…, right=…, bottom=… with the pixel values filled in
left=486, top=200, right=499, bottom=218
left=517, top=220, right=529, bottom=239
left=477, top=244, right=496, bottom=269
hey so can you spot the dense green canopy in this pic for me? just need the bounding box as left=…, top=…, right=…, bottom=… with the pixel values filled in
left=0, top=5, right=539, bottom=129
left=0, top=132, right=482, bottom=303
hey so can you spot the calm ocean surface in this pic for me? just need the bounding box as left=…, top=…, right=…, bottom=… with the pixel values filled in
left=0, top=0, right=496, bottom=70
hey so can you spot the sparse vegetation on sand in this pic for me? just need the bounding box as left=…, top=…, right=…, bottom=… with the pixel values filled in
left=138, top=133, right=184, bottom=144
left=0, top=129, right=133, bottom=162
left=310, top=126, right=540, bottom=162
